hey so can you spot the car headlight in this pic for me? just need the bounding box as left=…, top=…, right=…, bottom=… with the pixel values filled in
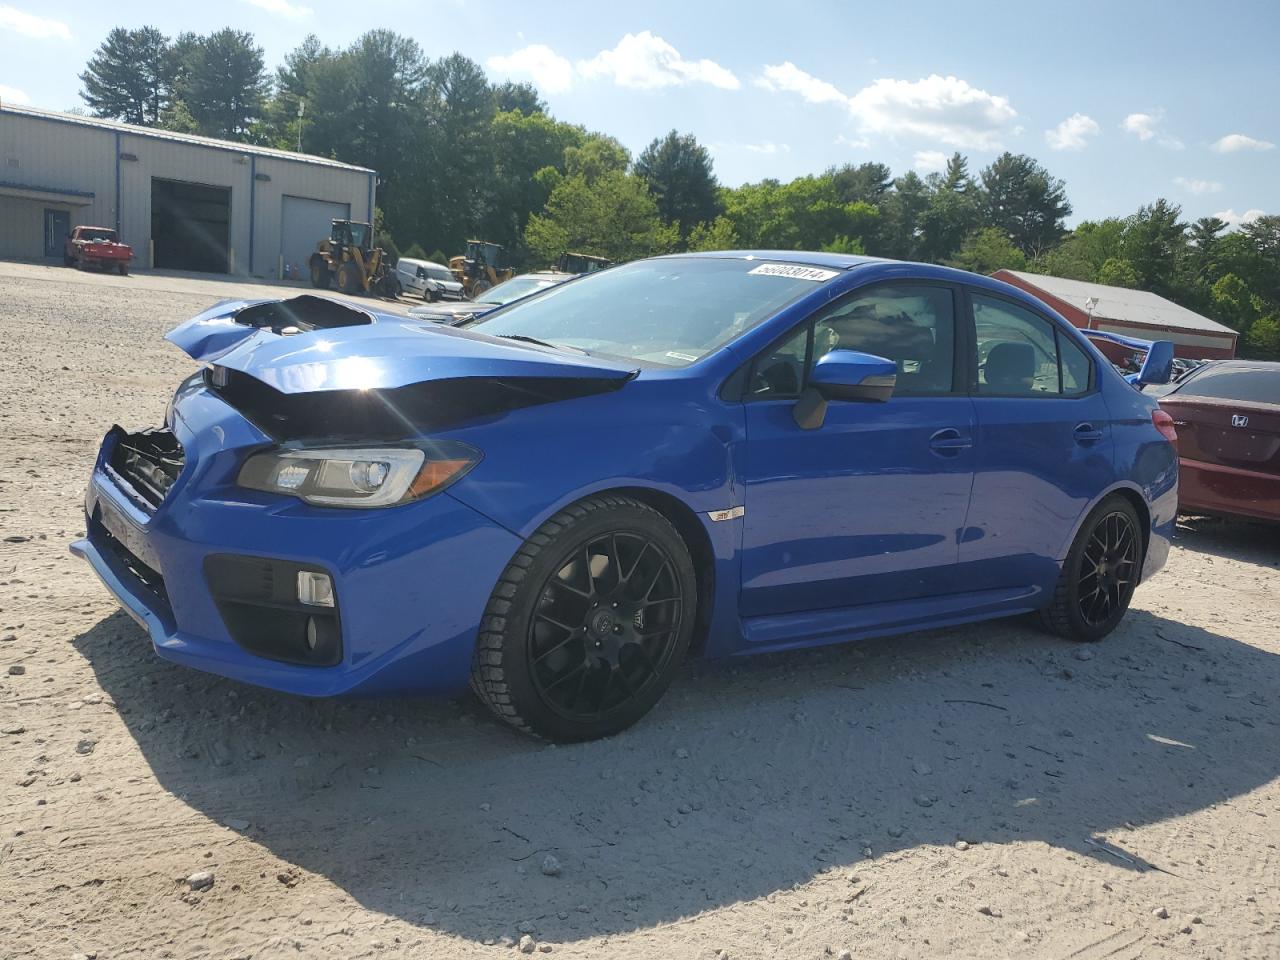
left=237, top=441, right=479, bottom=508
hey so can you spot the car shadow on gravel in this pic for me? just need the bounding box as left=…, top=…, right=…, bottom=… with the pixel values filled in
left=1174, top=515, right=1280, bottom=568
left=74, top=603, right=1279, bottom=946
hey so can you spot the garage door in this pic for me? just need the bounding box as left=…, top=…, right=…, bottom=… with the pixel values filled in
left=152, top=178, right=230, bottom=274
left=281, top=196, right=350, bottom=278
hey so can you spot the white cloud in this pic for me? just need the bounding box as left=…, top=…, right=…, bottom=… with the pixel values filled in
left=1174, top=176, right=1224, bottom=195
left=1122, top=111, right=1183, bottom=149
left=1211, top=133, right=1275, bottom=154
left=914, top=150, right=948, bottom=172
left=1045, top=113, right=1099, bottom=151
left=834, top=133, right=871, bottom=149
left=743, top=141, right=790, bottom=155
left=755, top=61, right=846, bottom=105
left=849, top=75, right=1016, bottom=150
left=0, top=5, right=70, bottom=39
left=758, top=64, right=1016, bottom=150
left=243, top=0, right=312, bottom=16
left=1213, top=208, right=1266, bottom=228
left=487, top=44, right=573, bottom=94
left=0, top=84, right=31, bottom=105
left=578, top=32, right=738, bottom=90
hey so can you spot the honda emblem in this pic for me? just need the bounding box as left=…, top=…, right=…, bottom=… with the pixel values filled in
left=1232, top=414, right=1249, bottom=428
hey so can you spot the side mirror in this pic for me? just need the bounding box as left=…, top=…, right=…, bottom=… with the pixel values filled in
left=793, top=349, right=897, bottom=429
left=1135, top=340, right=1174, bottom=387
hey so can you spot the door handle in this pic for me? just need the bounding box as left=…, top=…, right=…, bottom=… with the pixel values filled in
left=1073, top=422, right=1104, bottom=443
left=929, top=428, right=974, bottom=455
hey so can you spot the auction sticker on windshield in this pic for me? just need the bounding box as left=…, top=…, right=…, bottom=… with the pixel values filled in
left=747, top=263, right=840, bottom=282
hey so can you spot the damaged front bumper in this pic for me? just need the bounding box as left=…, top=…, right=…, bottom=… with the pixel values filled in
left=71, top=379, right=521, bottom=697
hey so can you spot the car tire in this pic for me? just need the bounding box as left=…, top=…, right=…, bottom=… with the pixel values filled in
left=471, top=494, right=697, bottom=742
left=1039, top=494, right=1144, bottom=642
left=118, top=263, right=129, bottom=276
left=337, top=262, right=361, bottom=295
left=309, top=256, right=330, bottom=289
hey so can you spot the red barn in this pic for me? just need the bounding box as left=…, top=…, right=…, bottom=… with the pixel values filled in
left=992, top=270, right=1238, bottom=361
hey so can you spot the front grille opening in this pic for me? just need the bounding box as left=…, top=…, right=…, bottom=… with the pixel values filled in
left=110, top=428, right=184, bottom=508
left=90, top=511, right=174, bottom=630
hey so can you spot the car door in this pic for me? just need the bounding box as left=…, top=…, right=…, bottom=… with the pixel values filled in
left=738, top=282, right=977, bottom=618
left=959, top=289, right=1115, bottom=592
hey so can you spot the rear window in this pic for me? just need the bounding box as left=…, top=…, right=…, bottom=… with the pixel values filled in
left=1174, top=367, right=1280, bottom=404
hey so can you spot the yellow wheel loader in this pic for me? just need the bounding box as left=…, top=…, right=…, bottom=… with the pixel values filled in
left=308, top=220, right=402, bottom=299
left=449, top=240, right=514, bottom=300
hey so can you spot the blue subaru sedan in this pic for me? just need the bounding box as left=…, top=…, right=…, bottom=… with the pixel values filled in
left=72, top=252, right=1178, bottom=741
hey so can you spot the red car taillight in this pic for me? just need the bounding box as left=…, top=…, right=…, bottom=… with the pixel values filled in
left=1152, top=409, right=1178, bottom=443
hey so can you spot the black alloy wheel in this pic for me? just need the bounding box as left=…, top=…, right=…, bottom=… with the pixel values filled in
left=1040, top=494, right=1144, bottom=642
left=1076, top=510, right=1139, bottom=628
left=471, top=495, right=697, bottom=741
left=529, top=531, right=684, bottom=722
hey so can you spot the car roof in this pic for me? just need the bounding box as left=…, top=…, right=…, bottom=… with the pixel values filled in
left=655, top=250, right=1051, bottom=296
left=667, top=250, right=885, bottom=270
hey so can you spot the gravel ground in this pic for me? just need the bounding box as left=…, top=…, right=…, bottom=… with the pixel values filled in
left=1, top=260, right=1278, bottom=960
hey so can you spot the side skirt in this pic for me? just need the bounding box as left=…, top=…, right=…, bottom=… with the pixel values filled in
left=738, top=585, right=1044, bottom=656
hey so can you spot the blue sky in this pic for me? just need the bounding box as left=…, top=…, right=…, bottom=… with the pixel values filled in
left=2, top=0, right=1276, bottom=226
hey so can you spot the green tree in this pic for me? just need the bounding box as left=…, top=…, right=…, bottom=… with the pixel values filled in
left=1211, top=273, right=1261, bottom=332
left=947, top=227, right=1027, bottom=274
left=402, top=51, right=490, bottom=253
left=877, top=171, right=930, bottom=259
left=169, top=29, right=270, bottom=140
left=492, top=80, right=544, bottom=115
left=918, top=156, right=980, bottom=263
left=686, top=216, right=739, bottom=251
left=720, top=175, right=877, bottom=251
left=525, top=171, right=678, bottom=263
left=1244, top=314, right=1280, bottom=359
left=80, top=26, right=172, bottom=125
left=1119, top=199, right=1187, bottom=298
left=263, top=34, right=331, bottom=150
left=564, top=133, right=630, bottom=183
left=634, top=130, right=721, bottom=242
left=978, top=152, right=1072, bottom=257
left=483, top=109, right=586, bottom=257
left=1096, top=257, right=1140, bottom=288
left=829, top=162, right=894, bottom=206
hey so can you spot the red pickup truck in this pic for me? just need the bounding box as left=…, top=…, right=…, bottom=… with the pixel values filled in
left=64, top=226, right=133, bottom=275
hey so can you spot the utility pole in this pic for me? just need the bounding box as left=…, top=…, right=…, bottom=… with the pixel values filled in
left=297, top=101, right=305, bottom=153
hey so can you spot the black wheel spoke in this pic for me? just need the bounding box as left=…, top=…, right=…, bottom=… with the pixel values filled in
left=533, top=630, right=580, bottom=666
left=1076, top=510, right=1138, bottom=628
left=528, top=527, right=686, bottom=723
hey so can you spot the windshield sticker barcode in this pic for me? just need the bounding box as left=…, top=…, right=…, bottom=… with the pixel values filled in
left=747, top=263, right=840, bottom=282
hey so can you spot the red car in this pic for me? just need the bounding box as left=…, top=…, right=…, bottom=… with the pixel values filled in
left=64, top=225, right=133, bottom=275
left=1158, top=360, right=1280, bottom=522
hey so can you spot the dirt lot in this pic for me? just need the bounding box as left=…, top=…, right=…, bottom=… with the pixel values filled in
left=1, top=260, right=1278, bottom=960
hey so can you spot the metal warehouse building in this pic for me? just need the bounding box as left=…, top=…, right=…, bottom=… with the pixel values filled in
left=993, top=269, right=1238, bottom=359
left=0, top=103, right=374, bottom=278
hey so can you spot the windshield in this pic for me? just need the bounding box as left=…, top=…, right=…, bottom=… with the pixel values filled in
left=480, top=275, right=564, bottom=305
left=468, top=258, right=830, bottom=366
left=426, top=266, right=454, bottom=282
left=81, top=229, right=117, bottom=242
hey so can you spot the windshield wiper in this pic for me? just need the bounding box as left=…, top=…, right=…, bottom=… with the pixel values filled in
left=496, top=334, right=586, bottom=354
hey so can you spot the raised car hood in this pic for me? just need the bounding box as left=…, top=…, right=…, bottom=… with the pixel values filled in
left=167, top=295, right=636, bottom=393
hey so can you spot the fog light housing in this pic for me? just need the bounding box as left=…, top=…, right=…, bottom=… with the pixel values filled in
left=296, top=570, right=334, bottom=607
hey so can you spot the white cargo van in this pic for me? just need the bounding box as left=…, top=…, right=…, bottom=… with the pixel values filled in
left=395, top=258, right=465, bottom=301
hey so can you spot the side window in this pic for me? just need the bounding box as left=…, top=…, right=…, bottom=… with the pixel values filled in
left=973, top=294, right=1073, bottom=396
left=812, top=284, right=956, bottom=395
left=1058, top=330, right=1093, bottom=395
left=747, top=324, right=810, bottom=399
